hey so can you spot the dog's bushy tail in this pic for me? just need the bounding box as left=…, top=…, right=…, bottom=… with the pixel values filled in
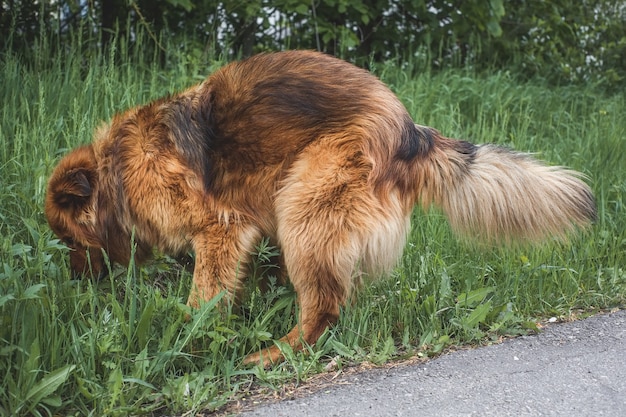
left=417, top=128, right=596, bottom=244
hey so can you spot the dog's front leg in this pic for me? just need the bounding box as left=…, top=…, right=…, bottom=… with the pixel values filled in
left=186, top=221, right=261, bottom=308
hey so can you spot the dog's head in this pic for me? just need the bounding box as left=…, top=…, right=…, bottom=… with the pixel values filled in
left=45, top=145, right=110, bottom=278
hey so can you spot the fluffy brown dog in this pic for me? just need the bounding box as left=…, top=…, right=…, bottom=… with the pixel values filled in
left=46, top=50, right=596, bottom=366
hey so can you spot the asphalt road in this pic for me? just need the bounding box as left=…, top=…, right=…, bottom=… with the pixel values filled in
left=239, top=309, right=626, bottom=416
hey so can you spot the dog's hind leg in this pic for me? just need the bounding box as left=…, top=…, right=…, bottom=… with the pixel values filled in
left=243, top=141, right=384, bottom=366
left=187, top=220, right=262, bottom=308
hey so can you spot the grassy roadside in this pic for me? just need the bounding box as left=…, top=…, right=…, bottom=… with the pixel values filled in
left=1, top=38, right=624, bottom=416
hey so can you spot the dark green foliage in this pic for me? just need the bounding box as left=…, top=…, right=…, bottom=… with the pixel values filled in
left=1, top=1, right=624, bottom=88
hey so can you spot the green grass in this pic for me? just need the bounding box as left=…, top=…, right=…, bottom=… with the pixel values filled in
left=1, top=36, right=625, bottom=416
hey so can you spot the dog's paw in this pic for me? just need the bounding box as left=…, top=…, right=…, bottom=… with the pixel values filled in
left=243, top=347, right=283, bottom=368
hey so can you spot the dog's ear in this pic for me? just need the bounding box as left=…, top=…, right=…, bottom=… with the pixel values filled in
left=53, top=169, right=94, bottom=207
left=47, top=145, right=97, bottom=210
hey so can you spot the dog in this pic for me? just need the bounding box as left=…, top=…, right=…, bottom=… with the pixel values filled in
left=45, top=50, right=596, bottom=366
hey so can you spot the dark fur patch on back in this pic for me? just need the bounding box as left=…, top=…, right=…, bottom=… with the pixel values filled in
left=455, top=139, right=478, bottom=158
left=397, top=119, right=436, bottom=161
left=247, top=76, right=370, bottom=133
left=166, top=94, right=215, bottom=190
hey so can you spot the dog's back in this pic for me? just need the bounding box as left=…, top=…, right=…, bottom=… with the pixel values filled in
left=164, top=51, right=433, bottom=231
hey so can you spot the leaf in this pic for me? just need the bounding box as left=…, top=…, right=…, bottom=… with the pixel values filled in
left=420, top=294, right=437, bottom=316
left=456, top=287, right=495, bottom=307
left=489, top=0, right=505, bottom=17
left=22, top=284, right=46, bottom=300
left=107, top=367, right=124, bottom=404
left=487, top=19, right=503, bottom=37
left=330, top=340, right=356, bottom=359
left=252, top=330, right=273, bottom=342
left=522, top=321, right=541, bottom=332
left=135, top=299, right=155, bottom=347
left=463, top=302, right=492, bottom=328
left=439, top=270, right=453, bottom=301
left=25, top=365, right=76, bottom=412
left=178, top=292, right=225, bottom=349
left=25, top=338, right=41, bottom=374
left=0, top=293, right=15, bottom=307
left=295, top=4, right=309, bottom=14
left=41, top=395, right=62, bottom=407
left=10, top=243, right=32, bottom=257
left=122, top=377, right=157, bottom=391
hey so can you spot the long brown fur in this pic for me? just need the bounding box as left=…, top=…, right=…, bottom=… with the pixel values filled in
left=45, top=50, right=596, bottom=367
